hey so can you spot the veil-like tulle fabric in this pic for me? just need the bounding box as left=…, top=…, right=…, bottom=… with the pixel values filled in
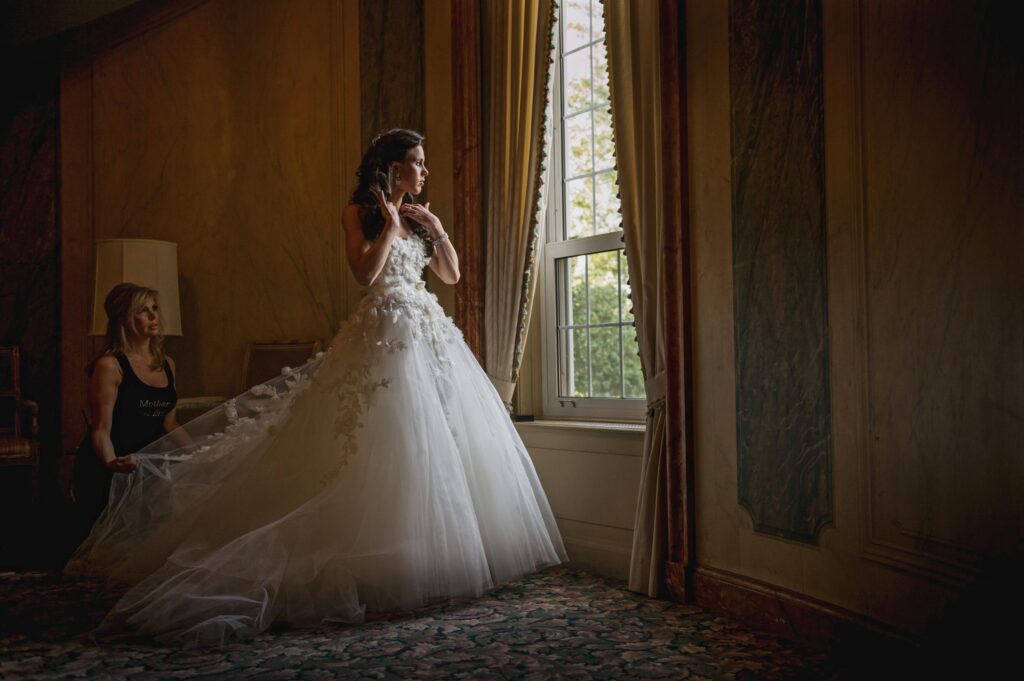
left=66, top=237, right=567, bottom=646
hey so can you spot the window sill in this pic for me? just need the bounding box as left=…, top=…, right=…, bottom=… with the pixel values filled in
left=513, top=418, right=646, bottom=435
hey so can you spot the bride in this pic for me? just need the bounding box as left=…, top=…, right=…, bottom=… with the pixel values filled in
left=66, top=128, right=567, bottom=646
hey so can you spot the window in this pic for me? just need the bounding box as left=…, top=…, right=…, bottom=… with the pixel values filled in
left=540, top=0, right=645, bottom=420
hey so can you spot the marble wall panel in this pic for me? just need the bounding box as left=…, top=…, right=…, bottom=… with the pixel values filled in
left=728, top=0, right=833, bottom=544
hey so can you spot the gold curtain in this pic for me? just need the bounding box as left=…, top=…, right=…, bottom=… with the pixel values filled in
left=481, top=0, right=555, bottom=404
left=604, top=0, right=670, bottom=597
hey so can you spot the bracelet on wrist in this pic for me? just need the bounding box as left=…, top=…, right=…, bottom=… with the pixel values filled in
left=431, top=232, right=449, bottom=247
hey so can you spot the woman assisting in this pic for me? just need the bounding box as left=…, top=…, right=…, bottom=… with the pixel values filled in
left=73, top=283, right=180, bottom=537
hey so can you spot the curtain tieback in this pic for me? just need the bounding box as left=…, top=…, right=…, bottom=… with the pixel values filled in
left=644, top=371, right=667, bottom=413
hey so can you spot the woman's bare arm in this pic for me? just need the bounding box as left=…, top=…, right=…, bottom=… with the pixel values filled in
left=88, top=357, right=138, bottom=472
left=427, top=237, right=460, bottom=285
left=343, top=201, right=399, bottom=286
left=399, top=201, right=460, bottom=284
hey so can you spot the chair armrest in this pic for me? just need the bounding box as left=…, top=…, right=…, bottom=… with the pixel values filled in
left=16, top=399, right=39, bottom=436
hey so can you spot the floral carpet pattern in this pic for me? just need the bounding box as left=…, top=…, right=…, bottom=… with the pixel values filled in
left=0, top=566, right=844, bottom=680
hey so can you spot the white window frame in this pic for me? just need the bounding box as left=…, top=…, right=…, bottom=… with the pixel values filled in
left=538, top=2, right=645, bottom=422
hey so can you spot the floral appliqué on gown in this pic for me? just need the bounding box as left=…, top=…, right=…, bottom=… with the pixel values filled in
left=67, top=236, right=567, bottom=646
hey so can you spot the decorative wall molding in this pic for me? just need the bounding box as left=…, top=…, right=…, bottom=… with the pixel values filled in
left=838, top=0, right=988, bottom=586
left=695, top=564, right=914, bottom=645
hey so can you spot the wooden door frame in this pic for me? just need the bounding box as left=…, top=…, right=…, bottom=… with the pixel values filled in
left=660, top=0, right=697, bottom=604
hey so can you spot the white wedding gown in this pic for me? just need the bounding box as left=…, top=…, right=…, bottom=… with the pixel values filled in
left=66, top=236, right=567, bottom=646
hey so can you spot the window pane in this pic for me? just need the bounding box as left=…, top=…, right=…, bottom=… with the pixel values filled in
left=619, top=249, right=631, bottom=322
left=557, top=327, right=590, bottom=397
left=562, top=0, right=589, bottom=53
left=555, top=254, right=588, bottom=327
left=593, top=40, right=610, bottom=105
left=587, top=250, right=618, bottom=324
left=564, top=112, right=593, bottom=178
left=594, top=171, right=620, bottom=235
left=563, top=47, right=592, bottom=116
left=549, top=0, right=640, bottom=414
left=593, top=107, right=615, bottom=171
left=565, top=176, right=594, bottom=239
left=591, top=326, right=621, bottom=397
left=590, top=0, right=604, bottom=44
left=575, top=327, right=590, bottom=397
left=556, top=327, right=570, bottom=395
left=623, top=326, right=645, bottom=398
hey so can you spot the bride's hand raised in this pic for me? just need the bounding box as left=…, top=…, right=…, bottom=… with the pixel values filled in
left=376, top=189, right=401, bottom=231
left=399, top=202, right=443, bottom=237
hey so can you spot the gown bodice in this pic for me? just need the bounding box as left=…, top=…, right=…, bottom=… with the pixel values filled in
left=369, top=236, right=431, bottom=293
left=356, top=235, right=463, bottom=370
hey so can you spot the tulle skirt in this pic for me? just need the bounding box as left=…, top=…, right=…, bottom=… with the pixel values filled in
left=66, top=284, right=567, bottom=646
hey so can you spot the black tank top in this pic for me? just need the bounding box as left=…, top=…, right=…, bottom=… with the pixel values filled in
left=110, top=354, right=178, bottom=457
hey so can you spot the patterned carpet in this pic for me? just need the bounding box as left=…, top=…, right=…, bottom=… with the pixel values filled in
left=0, top=566, right=847, bottom=680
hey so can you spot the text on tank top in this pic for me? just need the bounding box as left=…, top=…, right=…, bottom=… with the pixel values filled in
left=111, top=353, right=178, bottom=457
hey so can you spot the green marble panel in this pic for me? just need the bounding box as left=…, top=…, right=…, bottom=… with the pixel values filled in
left=729, top=0, right=833, bottom=544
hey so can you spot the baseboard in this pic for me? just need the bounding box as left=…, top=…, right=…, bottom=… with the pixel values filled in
left=562, top=536, right=631, bottom=581
left=694, top=564, right=913, bottom=647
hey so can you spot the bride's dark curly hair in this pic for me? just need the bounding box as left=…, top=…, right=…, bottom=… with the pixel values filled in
left=349, top=128, right=432, bottom=252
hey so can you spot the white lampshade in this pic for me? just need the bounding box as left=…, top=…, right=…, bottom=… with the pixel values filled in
left=89, top=239, right=183, bottom=336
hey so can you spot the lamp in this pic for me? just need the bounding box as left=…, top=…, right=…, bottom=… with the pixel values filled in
left=89, top=239, right=182, bottom=336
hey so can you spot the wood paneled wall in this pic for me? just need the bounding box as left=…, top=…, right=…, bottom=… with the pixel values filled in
left=687, top=0, right=1022, bottom=634
left=59, top=0, right=365, bottom=452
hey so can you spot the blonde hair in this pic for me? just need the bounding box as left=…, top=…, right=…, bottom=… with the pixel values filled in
left=93, top=282, right=166, bottom=372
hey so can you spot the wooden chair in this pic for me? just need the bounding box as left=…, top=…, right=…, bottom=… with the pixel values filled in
left=0, top=346, right=40, bottom=488
left=242, top=339, right=323, bottom=391
left=174, top=340, right=323, bottom=425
